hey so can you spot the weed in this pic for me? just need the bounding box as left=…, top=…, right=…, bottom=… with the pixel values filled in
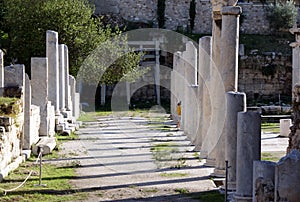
left=174, top=188, right=189, bottom=194
left=160, top=172, right=188, bottom=178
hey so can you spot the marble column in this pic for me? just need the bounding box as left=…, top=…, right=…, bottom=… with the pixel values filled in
left=64, top=45, right=71, bottom=111
left=213, top=5, right=242, bottom=177
left=31, top=58, right=49, bottom=136
left=225, top=91, right=246, bottom=190
left=195, top=36, right=212, bottom=152
left=46, top=30, right=60, bottom=114
left=235, top=111, right=261, bottom=202
left=23, top=74, right=32, bottom=150
left=0, top=50, right=3, bottom=96
left=69, top=75, right=76, bottom=118
left=154, top=40, right=160, bottom=105
left=59, top=44, right=65, bottom=112
left=183, top=41, right=198, bottom=141
left=290, top=28, right=300, bottom=89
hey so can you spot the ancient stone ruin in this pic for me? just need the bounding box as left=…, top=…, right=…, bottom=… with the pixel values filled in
left=0, top=30, right=81, bottom=181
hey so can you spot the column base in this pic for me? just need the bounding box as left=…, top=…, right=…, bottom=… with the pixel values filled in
left=211, top=168, right=226, bottom=178
left=234, top=194, right=252, bottom=202
left=204, top=158, right=216, bottom=167
left=221, top=181, right=236, bottom=191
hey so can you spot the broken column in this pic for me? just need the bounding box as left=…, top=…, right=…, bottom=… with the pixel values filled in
left=275, top=149, right=300, bottom=201
left=213, top=5, right=242, bottom=177
left=31, top=57, right=55, bottom=137
left=23, top=74, right=40, bottom=150
left=225, top=91, right=246, bottom=190
left=46, top=30, right=60, bottom=114
left=235, top=111, right=261, bottom=201
left=69, top=75, right=76, bottom=118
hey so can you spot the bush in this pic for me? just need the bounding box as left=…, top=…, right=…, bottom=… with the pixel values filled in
left=266, top=0, right=297, bottom=32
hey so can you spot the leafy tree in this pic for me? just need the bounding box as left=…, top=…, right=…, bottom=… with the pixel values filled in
left=2, top=0, right=144, bottom=83
left=266, top=0, right=297, bottom=32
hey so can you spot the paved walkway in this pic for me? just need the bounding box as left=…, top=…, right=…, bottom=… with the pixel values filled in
left=62, top=114, right=216, bottom=201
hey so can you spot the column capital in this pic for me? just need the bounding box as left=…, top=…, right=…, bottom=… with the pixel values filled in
left=221, top=6, right=242, bottom=16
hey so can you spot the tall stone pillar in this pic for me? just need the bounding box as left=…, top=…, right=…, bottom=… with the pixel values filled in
left=195, top=36, right=212, bottom=151
left=23, top=74, right=32, bottom=149
left=235, top=111, right=261, bottom=202
left=225, top=91, right=246, bottom=190
left=46, top=30, right=60, bottom=114
left=64, top=45, right=71, bottom=111
left=183, top=42, right=198, bottom=141
left=31, top=58, right=49, bottom=136
left=154, top=40, right=160, bottom=105
left=0, top=50, right=4, bottom=96
left=59, top=44, right=65, bottom=112
left=213, top=5, right=242, bottom=177
left=290, top=28, right=300, bottom=88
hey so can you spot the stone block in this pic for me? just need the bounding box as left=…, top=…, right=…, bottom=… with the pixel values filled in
left=32, top=137, right=56, bottom=156
left=275, top=150, right=300, bottom=202
left=279, top=119, right=292, bottom=137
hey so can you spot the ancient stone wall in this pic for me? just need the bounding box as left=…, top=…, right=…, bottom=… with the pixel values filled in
left=238, top=54, right=292, bottom=102
left=91, top=0, right=300, bottom=35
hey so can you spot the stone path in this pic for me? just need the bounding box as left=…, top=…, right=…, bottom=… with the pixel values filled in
left=61, top=114, right=216, bottom=201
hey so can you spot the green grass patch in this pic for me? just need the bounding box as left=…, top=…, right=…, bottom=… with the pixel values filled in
left=0, top=161, right=87, bottom=202
left=261, top=122, right=280, bottom=133
left=261, top=151, right=285, bottom=162
left=191, top=190, right=224, bottom=202
left=174, top=188, right=189, bottom=194
left=77, top=112, right=97, bottom=122
left=160, top=172, right=188, bottom=178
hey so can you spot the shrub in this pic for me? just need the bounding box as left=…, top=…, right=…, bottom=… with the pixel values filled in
left=266, top=0, right=297, bottom=32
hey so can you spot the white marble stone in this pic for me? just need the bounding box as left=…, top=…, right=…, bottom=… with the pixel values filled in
left=64, top=45, right=71, bottom=111
left=59, top=44, right=65, bottom=112
left=46, top=30, right=60, bottom=113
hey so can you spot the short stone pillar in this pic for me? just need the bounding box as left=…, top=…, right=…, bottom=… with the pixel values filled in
left=279, top=119, right=292, bottom=137
left=235, top=111, right=261, bottom=201
left=69, top=75, right=76, bottom=118
left=46, top=30, right=60, bottom=114
left=225, top=91, right=246, bottom=190
left=213, top=5, right=242, bottom=177
left=253, top=161, right=276, bottom=202
left=275, top=149, right=300, bottom=202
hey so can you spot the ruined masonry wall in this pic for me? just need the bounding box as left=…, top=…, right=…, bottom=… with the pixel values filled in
left=92, top=0, right=300, bottom=35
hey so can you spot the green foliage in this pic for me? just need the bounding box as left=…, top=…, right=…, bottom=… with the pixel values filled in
left=3, top=0, right=144, bottom=83
left=266, top=0, right=297, bottom=32
left=0, top=97, right=20, bottom=116
left=157, top=0, right=166, bottom=28
left=189, top=0, right=196, bottom=32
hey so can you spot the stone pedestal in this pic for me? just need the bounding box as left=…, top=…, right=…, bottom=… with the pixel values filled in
left=235, top=111, right=261, bottom=201
left=279, top=119, right=292, bottom=137
left=253, top=161, right=276, bottom=202
left=225, top=91, right=246, bottom=190
left=46, top=30, right=60, bottom=114
left=213, top=5, right=242, bottom=178
left=69, top=75, right=76, bottom=118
